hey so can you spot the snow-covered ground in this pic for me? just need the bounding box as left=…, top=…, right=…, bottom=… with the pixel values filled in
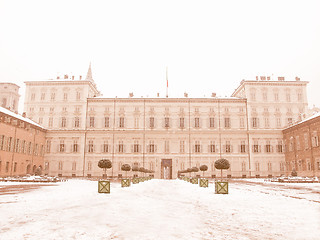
left=0, top=179, right=319, bottom=240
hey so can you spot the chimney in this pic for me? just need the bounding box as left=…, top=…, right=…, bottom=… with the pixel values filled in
left=80, top=75, right=82, bottom=80
left=184, top=92, right=188, bottom=98
left=72, top=76, right=74, bottom=80
left=22, top=112, right=26, bottom=117
left=57, top=76, right=60, bottom=79
left=211, top=92, right=216, bottom=97
left=157, top=93, right=160, bottom=97
left=278, top=77, right=285, bottom=81
left=267, top=76, right=270, bottom=80
left=64, top=74, right=68, bottom=79
left=256, top=76, right=258, bottom=80
left=129, top=92, right=134, bottom=98
left=295, top=77, right=300, bottom=81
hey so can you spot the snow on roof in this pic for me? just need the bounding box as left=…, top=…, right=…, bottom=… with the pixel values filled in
left=285, top=111, right=320, bottom=130
left=0, top=106, right=45, bottom=130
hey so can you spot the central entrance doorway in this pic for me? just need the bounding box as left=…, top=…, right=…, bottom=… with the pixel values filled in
left=161, top=159, right=172, bottom=179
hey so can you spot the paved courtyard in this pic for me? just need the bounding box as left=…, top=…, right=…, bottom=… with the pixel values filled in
left=0, top=179, right=319, bottom=240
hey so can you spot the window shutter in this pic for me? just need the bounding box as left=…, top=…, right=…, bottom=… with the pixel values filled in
left=123, top=145, right=126, bottom=153
left=155, top=145, right=157, bottom=153
left=230, top=145, right=233, bottom=153
left=131, top=144, right=134, bottom=153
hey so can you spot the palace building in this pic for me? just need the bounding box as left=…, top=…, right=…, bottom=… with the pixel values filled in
left=21, top=65, right=309, bottom=179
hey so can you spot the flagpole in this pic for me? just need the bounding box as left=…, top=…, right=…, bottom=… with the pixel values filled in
left=166, top=66, right=168, bottom=98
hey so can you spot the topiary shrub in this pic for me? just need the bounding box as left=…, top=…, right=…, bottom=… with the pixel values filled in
left=291, top=169, right=298, bottom=177
left=214, top=159, right=230, bottom=179
left=121, top=164, right=131, bottom=178
left=98, top=159, right=112, bottom=179
left=200, top=165, right=208, bottom=177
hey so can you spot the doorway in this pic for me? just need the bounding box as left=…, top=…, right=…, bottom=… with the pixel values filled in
left=161, top=159, right=172, bottom=179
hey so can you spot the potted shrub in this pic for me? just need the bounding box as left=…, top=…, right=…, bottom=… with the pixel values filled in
left=214, top=159, right=230, bottom=194
left=121, top=164, right=131, bottom=187
left=97, top=159, right=112, bottom=193
left=291, top=169, right=298, bottom=177
left=132, top=165, right=139, bottom=184
left=199, top=165, right=209, bottom=187
left=191, top=167, right=199, bottom=184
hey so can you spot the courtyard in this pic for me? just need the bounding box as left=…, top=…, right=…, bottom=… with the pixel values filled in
left=0, top=179, right=319, bottom=240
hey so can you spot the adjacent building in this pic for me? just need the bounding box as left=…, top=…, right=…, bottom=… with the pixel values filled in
left=22, top=66, right=309, bottom=179
left=0, top=106, right=46, bottom=177
left=283, top=112, right=320, bottom=177
left=0, top=82, right=20, bottom=113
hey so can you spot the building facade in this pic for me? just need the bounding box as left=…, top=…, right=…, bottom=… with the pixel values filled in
left=0, top=106, right=46, bottom=177
left=0, top=82, right=20, bottom=113
left=283, top=113, right=320, bottom=177
left=23, top=67, right=309, bottom=179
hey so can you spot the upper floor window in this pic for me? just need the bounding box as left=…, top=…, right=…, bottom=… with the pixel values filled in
left=90, top=117, right=95, bottom=128
left=209, top=117, right=215, bottom=128
left=180, top=141, right=185, bottom=153
left=149, top=117, right=155, bottom=128
left=179, top=118, right=184, bottom=129
left=41, top=93, right=45, bottom=100
left=51, top=93, right=55, bottom=101
left=76, top=92, right=81, bottom=100
left=165, top=117, right=170, bottom=128
left=225, top=141, right=231, bottom=153
left=224, top=117, right=231, bottom=128
left=31, top=93, right=35, bottom=101
left=59, top=140, right=65, bottom=152
left=74, top=117, right=80, bottom=128
left=274, top=93, right=279, bottom=102
left=61, top=117, right=66, bottom=128
left=209, top=141, right=215, bottom=153
left=73, top=140, right=78, bottom=153
left=286, top=93, right=291, bottom=102
left=63, top=93, right=68, bottom=100
left=194, top=117, right=200, bottom=128
left=148, top=140, right=155, bottom=153
left=119, top=117, right=125, bottom=128
left=104, top=117, right=110, bottom=128
left=240, top=141, right=246, bottom=153
left=252, top=117, right=259, bottom=128
left=88, top=140, right=94, bottom=153
left=195, top=141, right=201, bottom=153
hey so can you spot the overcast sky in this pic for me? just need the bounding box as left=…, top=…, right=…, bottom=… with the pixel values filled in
left=0, top=0, right=319, bottom=113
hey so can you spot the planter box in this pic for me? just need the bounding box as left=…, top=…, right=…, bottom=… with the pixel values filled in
left=190, top=178, right=198, bottom=184
left=132, top=178, right=139, bottom=184
left=215, top=181, right=228, bottom=194
left=121, top=179, right=130, bottom=187
left=98, top=180, right=110, bottom=194
left=199, top=178, right=209, bottom=188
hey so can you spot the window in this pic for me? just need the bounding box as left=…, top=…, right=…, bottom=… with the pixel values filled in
left=297, top=92, right=303, bottom=102
left=59, top=140, right=65, bottom=152
left=263, top=92, right=268, bottom=101
left=103, top=142, right=109, bottom=153
left=50, top=107, right=54, bottom=112
left=134, top=118, right=139, bottom=129
left=118, top=141, right=124, bottom=153
left=90, top=117, right=95, bottom=127
left=209, top=141, right=215, bottom=153
left=240, top=141, right=246, bottom=153
left=41, top=93, right=45, bottom=100
left=180, top=141, right=185, bottom=153
left=72, top=162, right=76, bottom=171
left=195, top=141, right=201, bottom=153
left=88, top=140, right=94, bottom=153
left=15, top=139, right=20, bottom=153
left=274, top=93, right=279, bottom=101
left=240, top=118, right=245, bottom=128
left=133, top=141, right=140, bottom=153
left=209, top=117, right=215, bottom=128
left=51, top=93, right=55, bottom=101
left=0, top=135, right=5, bottom=150
left=31, top=93, right=35, bottom=101
left=104, top=117, right=110, bottom=128
left=73, top=141, right=78, bottom=153
left=7, top=137, right=12, bottom=152
left=296, top=136, right=301, bottom=150
left=49, top=118, right=53, bottom=128
left=179, top=118, right=184, bottom=128
left=224, top=117, right=230, bottom=128
left=276, top=118, right=281, bottom=128
left=268, top=162, right=272, bottom=171
left=58, top=161, right=63, bottom=171
left=289, top=137, right=294, bottom=152
left=265, top=140, right=271, bottom=153
left=264, top=118, right=270, bottom=128
left=164, top=140, right=169, bottom=153
left=280, top=162, right=285, bottom=171
left=286, top=93, right=291, bottom=102
left=2, top=98, right=7, bottom=107
left=287, top=118, right=293, bottom=125
left=63, top=93, right=68, bottom=100
left=28, top=142, right=32, bottom=155
left=74, top=117, right=80, bottom=128
left=46, top=140, right=51, bottom=153
left=21, top=140, right=25, bottom=153
left=165, top=117, right=170, bottom=128
left=253, top=140, right=260, bottom=153
left=39, top=117, right=43, bottom=124
left=149, top=117, right=155, bottom=128
left=241, top=162, right=246, bottom=172
left=61, top=117, right=66, bottom=128
left=255, top=162, right=260, bottom=171
left=76, top=92, right=81, bottom=100
left=252, top=117, right=259, bottom=128
left=88, top=162, right=92, bottom=171
left=304, top=133, right=309, bottom=149
left=312, top=132, right=319, bottom=147
left=149, top=141, right=155, bottom=153
left=225, top=141, right=231, bottom=153
left=250, top=92, right=256, bottom=101
left=277, top=140, right=283, bottom=153
left=119, top=117, right=125, bottom=128
left=194, top=118, right=200, bottom=128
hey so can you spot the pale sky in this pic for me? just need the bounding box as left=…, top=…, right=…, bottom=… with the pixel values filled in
left=0, top=0, right=319, bottom=113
